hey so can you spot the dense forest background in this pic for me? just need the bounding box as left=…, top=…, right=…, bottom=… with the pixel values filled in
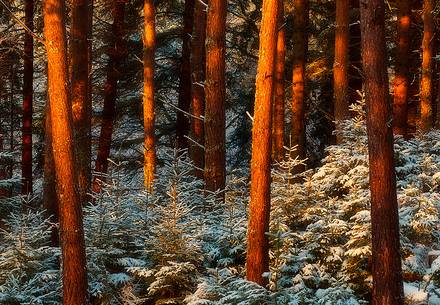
left=1, top=0, right=440, bottom=304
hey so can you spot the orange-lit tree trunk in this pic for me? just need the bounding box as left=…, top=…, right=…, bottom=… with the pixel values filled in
left=420, top=0, right=434, bottom=132
left=176, top=0, right=195, bottom=150
left=204, top=0, right=227, bottom=195
left=43, top=101, right=59, bottom=246
left=22, top=0, right=33, bottom=195
left=271, top=0, right=285, bottom=162
left=291, top=0, right=308, bottom=173
left=246, top=0, right=278, bottom=286
left=189, top=0, right=207, bottom=177
left=333, top=0, right=350, bottom=143
left=393, top=0, right=411, bottom=136
left=71, top=0, right=91, bottom=204
left=359, top=0, right=404, bottom=304
left=43, top=0, right=88, bottom=302
left=93, top=0, right=126, bottom=193
left=143, top=0, right=156, bottom=191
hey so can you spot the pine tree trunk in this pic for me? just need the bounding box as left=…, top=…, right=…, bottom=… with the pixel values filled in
left=393, top=0, right=411, bottom=136
left=143, top=0, right=156, bottom=191
left=420, top=0, right=434, bottom=132
left=93, top=0, right=126, bottom=193
left=271, top=0, right=285, bottom=162
left=71, top=0, right=91, bottom=204
left=291, top=0, right=308, bottom=174
left=43, top=0, right=88, bottom=302
left=190, top=0, right=207, bottom=177
left=204, top=0, right=227, bottom=195
left=22, top=0, right=33, bottom=195
left=246, top=0, right=278, bottom=286
left=333, top=0, right=350, bottom=143
left=43, top=100, right=59, bottom=246
left=359, top=0, right=404, bottom=304
left=176, top=0, right=195, bottom=150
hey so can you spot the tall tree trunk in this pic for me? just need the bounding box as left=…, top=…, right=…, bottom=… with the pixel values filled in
left=290, top=0, right=308, bottom=174
left=143, top=0, right=156, bottom=191
left=43, top=100, right=59, bottom=247
left=333, top=0, right=350, bottom=143
left=271, top=0, right=285, bottom=162
left=420, top=0, right=434, bottom=132
left=43, top=0, right=88, bottom=302
left=189, top=0, right=207, bottom=177
left=204, top=0, right=227, bottom=195
left=71, top=0, right=91, bottom=204
left=176, top=0, right=195, bottom=150
left=246, top=0, right=278, bottom=286
left=393, top=0, right=411, bottom=136
left=22, top=0, right=34, bottom=195
left=359, top=0, right=404, bottom=304
left=92, top=0, right=126, bottom=193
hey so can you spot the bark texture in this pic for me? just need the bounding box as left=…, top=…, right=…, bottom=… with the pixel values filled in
left=71, top=0, right=91, bottom=204
left=43, top=0, right=88, bottom=302
left=271, top=0, right=285, bottom=162
left=204, top=0, right=227, bottom=195
left=93, top=0, right=126, bottom=193
left=246, top=0, right=279, bottom=286
left=333, top=0, right=350, bottom=143
left=176, top=0, right=195, bottom=150
left=420, top=0, right=434, bottom=132
left=393, top=0, right=411, bottom=136
left=359, top=0, right=404, bottom=304
left=22, top=0, right=34, bottom=195
left=291, top=0, right=308, bottom=173
left=143, top=0, right=156, bottom=191
left=190, top=0, right=207, bottom=177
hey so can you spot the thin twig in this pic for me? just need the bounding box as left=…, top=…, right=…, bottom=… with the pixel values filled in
left=0, top=0, right=45, bottom=45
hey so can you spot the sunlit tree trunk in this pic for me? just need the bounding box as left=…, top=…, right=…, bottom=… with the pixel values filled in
left=291, top=0, right=308, bottom=174
left=176, top=0, right=195, bottom=150
left=143, top=0, right=156, bottom=191
left=333, top=0, right=350, bottom=143
left=204, top=0, right=227, bottom=195
left=420, top=0, right=434, bottom=132
left=246, top=0, right=278, bottom=286
left=22, top=0, right=33, bottom=195
left=190, top=0, right=207, bottom=177
left=71, top=0, right=91, bottom=204
left=393, top=0, right=411, bottom=136
left=359, top=0, right=404, bottom=304
left=271, top=0, right=285, bottom=162
left=43, top=0, right=88, bottom=302
left=93, top=0, right=126, bottom=193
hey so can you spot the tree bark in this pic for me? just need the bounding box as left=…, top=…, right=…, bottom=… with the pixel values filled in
left=143, top=0, right=156, bottom=191
left=420, top=0, right=434, bottom=132
left=393, top=0, right=411, bottom=136
left=333, top=0, right=350, bottom=143
left=71, top=0, right=91, bottom=204
left=43, top=100, right=59, bottom=247
left=246, top=0, right=278, bottom=286
left=271, top=0, right=285, bottom=162
left=92, top=0, right=126, bottom=193
left=43, top=0, right=88, bottom=302
left=290, top=0, right=308, bottom=174
left=204, top=0, right=227, bottom=195
left=176, top=0, right=195, bottom=150
left=190, top=0, right=207, bottom=177
left=22, top=0, right=34, bottom=195
left=359, top=0, right=404, bottom=304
